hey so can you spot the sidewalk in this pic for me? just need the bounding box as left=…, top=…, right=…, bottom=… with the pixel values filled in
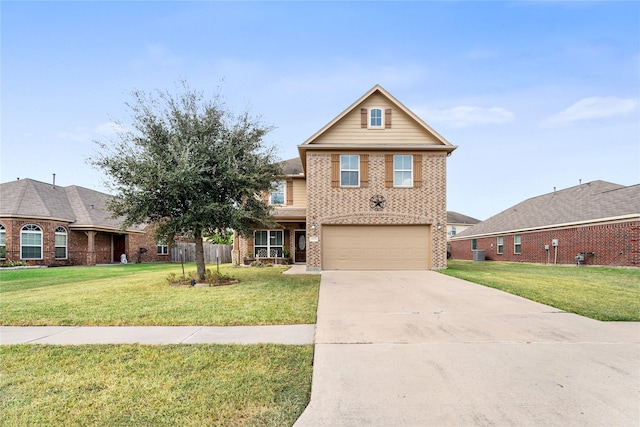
left=0, top=325, right=315, bottom=345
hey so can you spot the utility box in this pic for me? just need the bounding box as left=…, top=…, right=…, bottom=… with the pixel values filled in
left=552, top=239, right=559, bottom=247
left=472, top=250, right=485, bottom=261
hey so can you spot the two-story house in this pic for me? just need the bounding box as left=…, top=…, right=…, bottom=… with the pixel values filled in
left=234, top=85, right=457, bottom=271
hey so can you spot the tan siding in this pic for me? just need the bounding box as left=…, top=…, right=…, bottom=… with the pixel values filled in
left=286, top=179, right=293, bottom=205
left=316, top=94, right=444, bottom=145
left=292, top=178, right=307, bottom=208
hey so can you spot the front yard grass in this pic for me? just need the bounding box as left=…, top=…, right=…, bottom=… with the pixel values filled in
left=0, top=344, right=313, bottom=427
left=0, top=263, right=320, bottom=326
left=441, top=260, right=640, bottom=321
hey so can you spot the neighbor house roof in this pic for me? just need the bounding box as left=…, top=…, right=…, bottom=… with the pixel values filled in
left=447, top=211, right=481, bottom=225
left=452, top=180, right=640, bottom=239
left=0, top=178, right=143, bottom=233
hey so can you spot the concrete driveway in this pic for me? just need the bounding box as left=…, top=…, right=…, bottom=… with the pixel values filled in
left=294, top=271, right=639, bottom=426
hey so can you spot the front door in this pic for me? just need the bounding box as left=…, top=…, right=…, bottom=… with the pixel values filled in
left=113, top=234, right=126, bottom=263
left=294, top=230, right=306, bottom=263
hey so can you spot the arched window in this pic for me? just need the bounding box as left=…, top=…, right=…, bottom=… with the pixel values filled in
left=55, top=226, right=68, bottom=259
left=21, top=224, right=42, bottom=259
left=0, top=224, right=6, bottom=258
left=369, top=108, right=383, bottom=128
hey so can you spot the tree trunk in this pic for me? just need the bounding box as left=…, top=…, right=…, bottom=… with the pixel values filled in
left=194, top=231, right=206, bottom=281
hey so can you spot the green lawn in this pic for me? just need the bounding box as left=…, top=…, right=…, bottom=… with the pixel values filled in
left=0, top=263, right=319, bottom=426
left=0, top=263, right=320, bottom=326
left=441, top=260, right=640, bottom=321
left=0, top=344, right=313, bottom=427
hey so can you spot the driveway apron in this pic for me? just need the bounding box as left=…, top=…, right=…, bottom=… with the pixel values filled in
left=294, top=271, right=640, bottom=426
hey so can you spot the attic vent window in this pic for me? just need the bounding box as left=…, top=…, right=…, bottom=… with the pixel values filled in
left=370, top=108, right=383, bottom=128
left=361, top=107, right=392, bottom=129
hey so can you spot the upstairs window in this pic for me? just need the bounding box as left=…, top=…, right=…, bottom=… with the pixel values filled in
left=21, top=224, right=42, bottom=259
left=393, top=155, right=413, bottom=187
left=449, top=225, right=457, bottom=237
left=270, top=181, right=285, bottom=205
left=55, top=226, right=68, bottom=259
left=0, top=224, right=5, bottom=258
left=340, top=155, right=360, bottom=187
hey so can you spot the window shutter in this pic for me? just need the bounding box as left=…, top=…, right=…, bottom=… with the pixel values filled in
left=385, top=109, right=392, bottom=128
left=413, top=154, right=422, bottom=188
left=331, top=154, right=340, bottom=187
left=385, top=154, right=393, bottom=188
left=286, top=179, right=293, bottom=205
left=361, top=108, right=367, bottom=128
left=360, top=154, right=369, bottom=188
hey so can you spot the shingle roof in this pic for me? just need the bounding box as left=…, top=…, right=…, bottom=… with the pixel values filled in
left=0, top=178, right=141, bottom=232
left=447, top=211, right=481, bottom=225
left=280, top=158, right=304, bottom=176
left=453, top=180, right=640, bottom=239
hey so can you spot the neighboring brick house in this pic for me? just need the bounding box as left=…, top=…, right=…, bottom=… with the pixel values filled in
left=448, top=181, right=640, bottom=267
left=0, top=178, right=170, bottom=266
left=234, top=85, right=457, bottom=270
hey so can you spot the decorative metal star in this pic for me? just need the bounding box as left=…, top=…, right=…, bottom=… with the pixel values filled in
left=369, top=195, right=386, bottom=211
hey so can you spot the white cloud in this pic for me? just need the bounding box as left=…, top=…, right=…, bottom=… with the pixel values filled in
left=416, top=106, right=515, bottom=128
left=57, top=127, right=91, bottom=142
left=546, top=96, right=638, bottom=124
left=94, top=122, right=124, bottom=135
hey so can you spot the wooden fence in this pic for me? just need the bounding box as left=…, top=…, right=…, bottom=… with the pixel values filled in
left=170, top=242, right=233, bottom=264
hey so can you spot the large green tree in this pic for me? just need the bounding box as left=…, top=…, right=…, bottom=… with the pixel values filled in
left=90, top=83, right=282, bottom=280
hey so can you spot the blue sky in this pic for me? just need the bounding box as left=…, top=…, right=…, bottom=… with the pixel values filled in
left=2, top=1, right=638, bottom=220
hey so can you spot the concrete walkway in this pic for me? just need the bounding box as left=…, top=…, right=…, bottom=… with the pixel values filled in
left=0, top=325, right=315, bottom=345
left=294, top=270, right=640, bottom=427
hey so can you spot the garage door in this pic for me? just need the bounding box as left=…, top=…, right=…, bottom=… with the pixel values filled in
left=322, top=225, right=430, bottom=270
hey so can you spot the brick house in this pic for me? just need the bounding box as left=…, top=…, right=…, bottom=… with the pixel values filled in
left=448, top=181, right=640, bottom=267
left=0, top=178, right=170, bottom=266
left=234, top=85, right=457, bottom=270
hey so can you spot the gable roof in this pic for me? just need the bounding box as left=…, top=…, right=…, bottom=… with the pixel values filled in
left=0, top=178, right=142, bottom=233
left=447, top=211, right=481, bottom=225
left=298, top=85, right=457, bottom=169
left=452, top=180, right=640, bottom=239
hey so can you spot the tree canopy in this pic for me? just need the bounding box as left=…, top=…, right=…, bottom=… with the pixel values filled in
left=90, top=83, right=282, bottom=279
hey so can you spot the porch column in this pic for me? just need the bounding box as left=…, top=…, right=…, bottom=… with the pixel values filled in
left=232, top=230, right=240, bottom=266
left=85, top=231, right=97, bottom=266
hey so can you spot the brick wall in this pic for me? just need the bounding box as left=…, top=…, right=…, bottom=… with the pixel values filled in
left=449, top=220, right=639, bottom=267
left=305, top=151, right=449, bottom=270
left=1, top=218, right=170, bottom=266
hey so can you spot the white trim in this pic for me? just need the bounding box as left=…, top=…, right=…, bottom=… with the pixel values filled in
left=514, top=234, right=522, bottom=254
left=54, top=226, right=68, bottom=260
left=269, top=181, right=286, bottom=205
left=339, top=154, right=360, bottom=187
left=368, top=107, right=384, bottom=129
left=254, top=229, right=284, bottom=258
left=20, top=224, right=43, bottom=260
left=449, top=214, right=640, bottom=241
left=393, top=154, right=413, bottom=187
